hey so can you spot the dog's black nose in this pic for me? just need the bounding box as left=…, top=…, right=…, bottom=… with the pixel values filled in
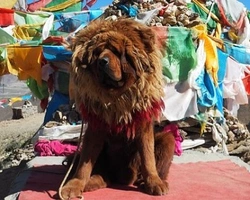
left=98, top=57, right=109, bottom=67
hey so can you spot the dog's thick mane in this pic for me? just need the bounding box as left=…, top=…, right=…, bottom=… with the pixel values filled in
left=70, top=19, right=164, bottom=129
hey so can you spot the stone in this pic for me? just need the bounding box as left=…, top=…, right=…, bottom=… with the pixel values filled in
left=12, top=101, right=38, bottom=119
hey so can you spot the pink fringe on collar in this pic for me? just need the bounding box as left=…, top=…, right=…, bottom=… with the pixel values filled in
left=163, top=124, right=183, bottom=156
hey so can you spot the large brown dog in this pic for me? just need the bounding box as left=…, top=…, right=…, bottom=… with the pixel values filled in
left=60, top=18, right=175, bottom=199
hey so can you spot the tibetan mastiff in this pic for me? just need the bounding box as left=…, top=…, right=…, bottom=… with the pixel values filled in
left=60, top=18, right=175, bottom=199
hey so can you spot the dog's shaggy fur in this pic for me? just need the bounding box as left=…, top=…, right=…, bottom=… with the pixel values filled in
left=60, top=18, right=175, bottom=199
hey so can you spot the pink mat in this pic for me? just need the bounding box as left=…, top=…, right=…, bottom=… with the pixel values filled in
left=18, top=160, right=250, bottom=200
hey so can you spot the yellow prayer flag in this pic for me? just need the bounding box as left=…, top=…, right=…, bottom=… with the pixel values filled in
left=0, top=0, right=17, bottom=9
left=6, top=45, right=43, bottom=85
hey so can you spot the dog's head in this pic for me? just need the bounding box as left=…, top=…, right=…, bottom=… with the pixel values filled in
left=76, top=30, right=138, bottom=90
left=70, top=19, right=162, bottom=96
left=69, top=19, right=164, bottom=124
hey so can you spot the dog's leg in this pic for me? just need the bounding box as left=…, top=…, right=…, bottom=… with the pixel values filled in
left=136, top=120, right=170, bottom=195
left=84, top=148, right=110, bottom=192
left=154, top=131, right=175, bottom=180
left=60, top=129, right=107, bottom=199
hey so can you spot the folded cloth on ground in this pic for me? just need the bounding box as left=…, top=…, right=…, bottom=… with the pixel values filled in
left=34, top=140, right=77, bottom=156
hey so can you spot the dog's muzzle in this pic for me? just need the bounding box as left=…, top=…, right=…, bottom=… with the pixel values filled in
left=97, top=56, right=124, bottom=88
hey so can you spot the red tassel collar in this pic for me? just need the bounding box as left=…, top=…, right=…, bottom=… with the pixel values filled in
left=80, top=100, right=164, bottom=138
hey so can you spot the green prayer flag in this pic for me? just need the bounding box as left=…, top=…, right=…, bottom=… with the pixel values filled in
left=162, top=27, right=197, bottom=82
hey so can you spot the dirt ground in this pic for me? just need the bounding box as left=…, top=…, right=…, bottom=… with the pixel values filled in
left=0, top=110, right=45, bottom=199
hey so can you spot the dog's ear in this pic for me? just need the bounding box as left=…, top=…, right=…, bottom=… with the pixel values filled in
left=136, top=26, right=156, bottom=53
left=72, top=33, right=102, bottom=70
left=119, top=20, right=159, bottom=74
left=123, top=32, right=155, bottom=74
left=117, top=19, right=157, bottom=54
left=72, top=44, right=89, bottom=69
left=124, top=20, right=156, bottom=54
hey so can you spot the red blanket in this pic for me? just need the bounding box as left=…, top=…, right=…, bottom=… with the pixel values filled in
left=18, top=159, right=250, bottom=200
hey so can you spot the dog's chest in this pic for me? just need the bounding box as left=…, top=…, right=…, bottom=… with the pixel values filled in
left=104, top=134, right=136, bottom=156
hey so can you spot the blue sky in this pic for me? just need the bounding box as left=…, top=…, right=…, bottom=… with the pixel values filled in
left=239, top=0, right=250, bottom=9
left=91, top=0, right=113, bottom=9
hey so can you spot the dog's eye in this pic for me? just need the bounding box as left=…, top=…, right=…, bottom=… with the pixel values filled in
left=108, top=46, right=121, bottom=57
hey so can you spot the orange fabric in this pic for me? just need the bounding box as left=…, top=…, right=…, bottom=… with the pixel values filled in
left=6, top=45, right=42, bottom=84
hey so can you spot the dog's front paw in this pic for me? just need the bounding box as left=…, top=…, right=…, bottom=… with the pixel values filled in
left=60, top=178, right=84, bottom=199
left=84, top=175, right=108, bottom=192
left=144, top=176, right=169, bottom=196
